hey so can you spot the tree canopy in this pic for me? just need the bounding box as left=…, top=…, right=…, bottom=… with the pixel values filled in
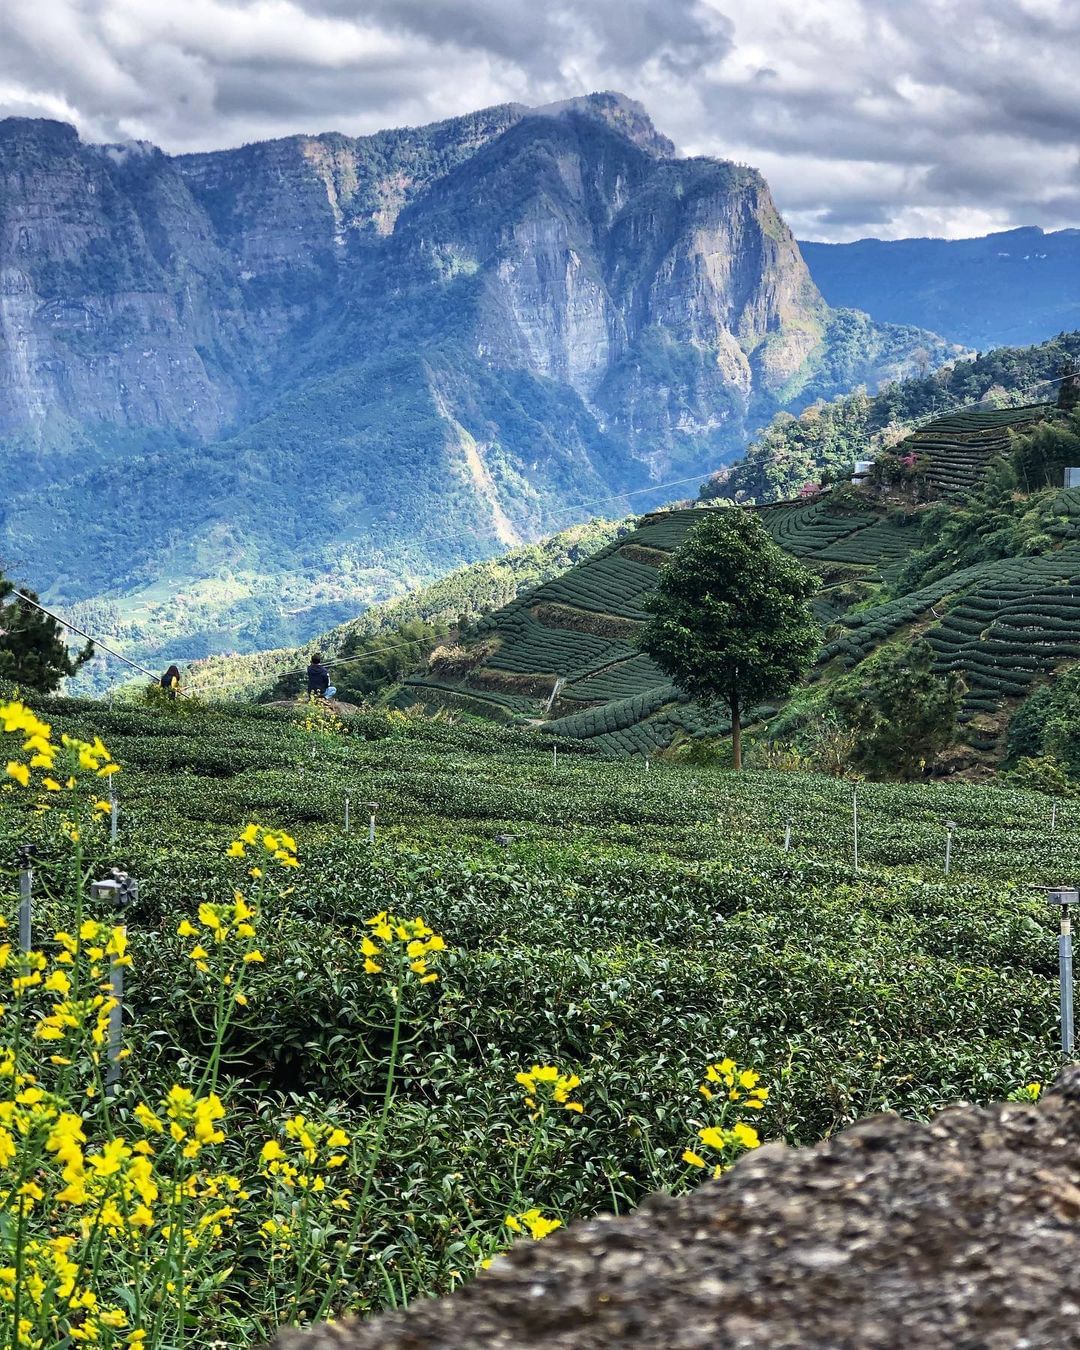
left=828, top=640, right=963, bottom=779
left=0, top=574, right=93, bottom=693
left=638, top=509, right=819, bottom=768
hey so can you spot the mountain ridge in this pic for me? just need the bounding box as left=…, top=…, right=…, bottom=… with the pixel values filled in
left=1, top=94, right=950, bottom=670
left=800, top=226, right=1080, bottom=350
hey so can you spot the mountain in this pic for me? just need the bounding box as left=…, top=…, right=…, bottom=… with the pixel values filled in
left=800, top=227, right=1080, bottom=350
left=0, top=94, right=950, bottom=669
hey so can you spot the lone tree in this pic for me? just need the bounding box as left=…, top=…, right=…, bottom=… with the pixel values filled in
left=0, top=572, right=93, bottom=693
left=639, top=509, right=819, bottom=769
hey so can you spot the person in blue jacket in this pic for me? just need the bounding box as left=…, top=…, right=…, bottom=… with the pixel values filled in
left=306, top=653, right=330, bottom=698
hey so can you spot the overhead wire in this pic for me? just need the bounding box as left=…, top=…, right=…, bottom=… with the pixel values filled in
left=11, top=591, right=162, bottom=681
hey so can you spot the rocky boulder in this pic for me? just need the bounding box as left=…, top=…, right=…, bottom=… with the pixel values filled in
left=276, top=1068, right=1080, bottom=1349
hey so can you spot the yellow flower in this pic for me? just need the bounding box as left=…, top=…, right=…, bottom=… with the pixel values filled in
left=505, top=1208, right=562, bottom=1240
left=5, top=761, right=29, bottom=788
left=44, top=969, right=71, bottom=996
left=198, top=904, right=222, bottom=931
left=682, top=1149, right=706, bottom=1168
left=226, top=842, right=246, bottom=858
left=135, top=1103, right=164, bottom=1134
left=177, top=919, right=197, bottom=938
left=242, top=950, right=264, bottom=964
left=731, top=1122, right=760, bottom=1150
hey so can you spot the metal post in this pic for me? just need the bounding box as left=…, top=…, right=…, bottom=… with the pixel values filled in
left=344, top=796, right=350, bottom=833
left=91, top=877, right=123, bottom=1095
left=110, top=799, right=119, bottom=845
left=944, top=821, right=956, bottom=877
left=852, top=788, right=859, bottom=872
left=16, top=845, right=35, bottom=954
left=107, top=941, right=124, bottom=1096
left=367, top=803, right=377, bottom=845
left=783, top=818, right=792, bottom=853
left=645, top=756, right=650, bottom=774
left=1045, top=888, right=1077, bottom=1058
left=553, top=745, right=557, bottom=770
left=1052, top=802, right=1058, bottom=834
left=1061, top=908, right=1075, bottom=1057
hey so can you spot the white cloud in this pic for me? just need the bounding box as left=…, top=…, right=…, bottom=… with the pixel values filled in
left=1, top=0, right=1078, bottom=239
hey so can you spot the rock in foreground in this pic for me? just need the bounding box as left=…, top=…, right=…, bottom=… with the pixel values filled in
left=277, top=1070, right=1080, bottom=1349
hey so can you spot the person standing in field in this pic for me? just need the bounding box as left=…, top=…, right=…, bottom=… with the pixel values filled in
left=307, top=652, right=330, bottom=698
left=160, top=664, right=181, bottom=701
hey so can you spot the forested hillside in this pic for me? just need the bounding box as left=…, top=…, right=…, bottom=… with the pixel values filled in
left=702, top=332, right=1080, bottom=504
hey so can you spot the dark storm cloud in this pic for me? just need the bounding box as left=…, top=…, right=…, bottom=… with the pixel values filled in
left=0, top=0, right=1078, bottom=239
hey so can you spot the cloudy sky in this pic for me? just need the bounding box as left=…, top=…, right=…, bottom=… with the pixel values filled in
left=1, top=0, right=1078, bottom=241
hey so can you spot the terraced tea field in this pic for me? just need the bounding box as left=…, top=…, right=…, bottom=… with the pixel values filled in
left=820, top=490, right=1080, bottom=741
left=399, top=397, right=1080, bottom=762
left=398, top=501, right=916, bottom=756
left=898, top=404, right=1050, bottom=493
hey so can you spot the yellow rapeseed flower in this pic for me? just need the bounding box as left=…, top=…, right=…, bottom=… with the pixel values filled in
left=505, top=1208, right=562, bottom=1240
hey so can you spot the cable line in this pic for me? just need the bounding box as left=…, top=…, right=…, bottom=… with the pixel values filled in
left=11, top=592, right=161, bottom=682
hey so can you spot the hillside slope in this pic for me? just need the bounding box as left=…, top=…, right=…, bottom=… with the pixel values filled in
left=702, top=332, right=1080, bottom=504
left=394, top=500, right=923, bottom=752
left=397, top=401, right=1080, bottom=762
left=1, top=95, right=948, bottom=667
left=151, top=518, right=631, bottom=704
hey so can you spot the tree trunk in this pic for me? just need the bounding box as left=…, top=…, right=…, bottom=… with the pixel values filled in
left=730, top=687, right=742, bottom=771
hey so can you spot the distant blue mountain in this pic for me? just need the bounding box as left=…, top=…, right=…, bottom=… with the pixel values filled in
left=800, top=226, right=1080, bottom=351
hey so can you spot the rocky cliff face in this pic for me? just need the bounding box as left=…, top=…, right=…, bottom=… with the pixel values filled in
left=277, top=1070, right=1080, bottom=1350
left=0, top=94, right=947, bottom=667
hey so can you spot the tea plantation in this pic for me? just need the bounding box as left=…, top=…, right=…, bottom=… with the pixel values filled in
left=897, top=403, right=1050, bottom=493
left=391, top=401, right=1080, bottom=763
left=0, top=696, right=1068, bottom=1338
left=397, top=500, right=920, bottom=757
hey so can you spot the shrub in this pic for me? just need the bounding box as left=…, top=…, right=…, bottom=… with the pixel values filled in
left=828, top=640, right=964, bottom=778
left=1005, top=755, right=1074, bottom=797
